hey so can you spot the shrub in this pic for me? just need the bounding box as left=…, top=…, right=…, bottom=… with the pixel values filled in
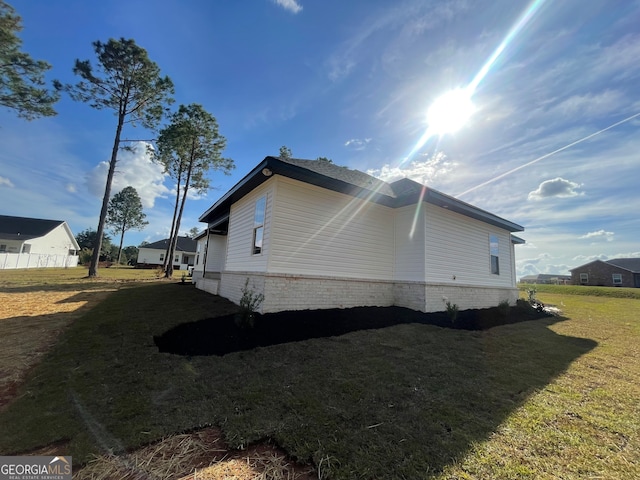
left=445, top=301, right=459, bottom=324
left=235, top=278, right=265, bottom=329
left=498, top=299, right=510, bottom=318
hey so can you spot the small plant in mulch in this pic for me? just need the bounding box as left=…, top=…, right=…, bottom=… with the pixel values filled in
left=445, top=301, right=459, bottom=324
left=235, top=278, right=265, bottom=330
left=498, top=299, right=511, bottom=319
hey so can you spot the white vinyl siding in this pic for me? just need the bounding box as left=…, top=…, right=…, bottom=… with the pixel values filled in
left=394, top=204, right=426, bottom=281
left=268, top=177, right=395, bottom=280
left=205, top=235, right=227, bottom=273
left=424, top=203, right=514, bottom=287
left=25, top=223, right=78, bottom=256
left=225, top=183, right=273, bottom=272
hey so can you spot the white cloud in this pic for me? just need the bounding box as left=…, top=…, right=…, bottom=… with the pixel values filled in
left=368, top=152, right=453, bottom=185
left=85, top=142, right=169, bottom=209
left=579, top=230, right=615, bottom=242
left=528, top=177, right=583, bottom=200
left=572, top=253, right=609, bottom=262
left=271, top=0, right=302, bottom=14
left=344, top=138, right=372, bottom=151
left=0, top=176, right=14, bottom=187
left=65, top=183, right=77, bottom=193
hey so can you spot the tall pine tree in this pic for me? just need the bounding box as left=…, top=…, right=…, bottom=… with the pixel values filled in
left=153, top=104, right=234, bottom=278
left=106, top=186, right=148, bottom=266
left=56, top=38, right=174, bottom=276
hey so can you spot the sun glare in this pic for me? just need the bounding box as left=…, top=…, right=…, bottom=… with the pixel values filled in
left=426, top=89, right=475, bottom=135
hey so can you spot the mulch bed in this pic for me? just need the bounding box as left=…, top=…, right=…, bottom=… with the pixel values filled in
left=155, top=303, right=552, bottom=357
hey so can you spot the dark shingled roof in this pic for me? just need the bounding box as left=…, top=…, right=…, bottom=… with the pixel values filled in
left=199, top=156, right=524, bottom=233
left=278, top=157, right=397, bottom=197
left=0, top=215, right=64, bottom=241
left=606, top=258, right=640, bottom=273
left=143, top=236, right=197, bottom=252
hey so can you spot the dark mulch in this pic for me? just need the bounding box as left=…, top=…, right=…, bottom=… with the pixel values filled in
left=155, top=301, right=553, bottom=357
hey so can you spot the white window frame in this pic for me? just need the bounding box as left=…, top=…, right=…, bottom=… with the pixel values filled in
left=612, top=273, right=622, bottom=285
left=489, top=234, right=499, bottom=275
left=580, top=273, right=588, bottom=284
left=252, top=195, right=266, bottom=255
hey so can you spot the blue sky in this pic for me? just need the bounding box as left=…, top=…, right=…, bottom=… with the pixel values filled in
left=1, top=0, right=639, bottom=278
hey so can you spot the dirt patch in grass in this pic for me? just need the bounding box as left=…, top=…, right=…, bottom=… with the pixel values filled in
left=156, top=302, right=552, bottom=356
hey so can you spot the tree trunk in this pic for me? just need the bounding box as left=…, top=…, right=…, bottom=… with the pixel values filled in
left=116, top=228, right=125, bottom=267
left=166, top=140, right=196, bottom=279
left=163, top=168, right=183, bottom=273
left=88, top=112, right=125, bottom=277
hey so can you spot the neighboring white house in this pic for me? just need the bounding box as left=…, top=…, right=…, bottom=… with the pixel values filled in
left=0, top=215, right=80, bottom=269
left=196, top=157, right=526, bottom=314
left=136, top=236, right=197, bottom=271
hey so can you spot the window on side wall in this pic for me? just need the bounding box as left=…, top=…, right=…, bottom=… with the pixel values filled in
left=22, top=244, right=31, bottom=254
left=253, top=196, right=266, bottom=255
left=580, top=273, right=588, bottom=284
left=612, top=273, right=622, bottom=285
left=489, top=234, right=499, bottom=275
left=160, top=253, right=164, bottom=261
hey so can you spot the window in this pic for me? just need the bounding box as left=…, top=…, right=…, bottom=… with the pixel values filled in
left=174, top=255, right=179, bottom=262
left=160, top=253, right=164, bottom=261
left=195, top=254, right=200, bottom=265
left=580, top=273, right=588, bottom=284
left=22, top=244, right=31, bottom=254
left=253, top=196, right=266, bottom=255
left=489, top=235, right=499, bottom=275
left=612, top=273, right=622, bottom=285
left=0, top=244, right=6, bottom=252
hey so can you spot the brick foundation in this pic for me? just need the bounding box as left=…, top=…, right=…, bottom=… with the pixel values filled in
left=217, top=271, right=518, bottom=313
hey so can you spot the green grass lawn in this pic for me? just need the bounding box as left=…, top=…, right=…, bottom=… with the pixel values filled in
left=0, top=277, right=638, bottom=479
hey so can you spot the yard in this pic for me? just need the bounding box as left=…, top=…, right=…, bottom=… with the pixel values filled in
left=0, top=268, right=638, bottom=479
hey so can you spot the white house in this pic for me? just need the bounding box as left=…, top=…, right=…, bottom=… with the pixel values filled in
left=136, top=236, right=197, bottom=271
left=0, top=215, right=80, bottom=269
left=196, top=157, right=525, bottom=314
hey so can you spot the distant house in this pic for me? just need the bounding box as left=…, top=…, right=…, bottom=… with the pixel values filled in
left=520, top=274, right=571, bottom=285
left=196, top=156, right=526, bottom=314
left=0, top=215, right=80, bottom=269
left=136, top=236, right=197, bottom=270
left=570, top=258, right=640, bottom=288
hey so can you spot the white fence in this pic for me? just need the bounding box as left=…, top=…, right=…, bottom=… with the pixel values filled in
left=0, top=253, right=79, bottom=270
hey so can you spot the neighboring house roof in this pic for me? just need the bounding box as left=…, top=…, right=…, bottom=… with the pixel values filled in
left=605, top=258, right=640, bottom=273
left=199, top=157, right=524, bottom=233
left=0, top=215, right=80, bottom=250
left=0, top=215, right=64, bottom=241
left=570, top=258, right=640, bottom=273
left=142, top=236, right=197, bottom=252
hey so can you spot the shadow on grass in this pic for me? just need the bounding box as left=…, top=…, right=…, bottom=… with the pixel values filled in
left=0, top=283, right=597, bottom=479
